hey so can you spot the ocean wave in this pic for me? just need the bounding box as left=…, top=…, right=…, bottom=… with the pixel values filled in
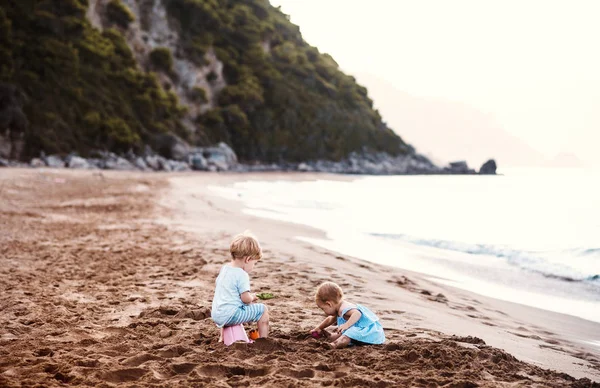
left=370, top=233, right=600, bottom=283
left=581, top=248, right=600, bottom=256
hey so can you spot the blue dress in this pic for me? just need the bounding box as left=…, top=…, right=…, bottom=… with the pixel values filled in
left=337, top=304, right=385, bottom=345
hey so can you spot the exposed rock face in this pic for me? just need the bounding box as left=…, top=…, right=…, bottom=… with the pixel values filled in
left=479, top=159, right=497, bottom=175
left=90, top=0, right=227, bottom=124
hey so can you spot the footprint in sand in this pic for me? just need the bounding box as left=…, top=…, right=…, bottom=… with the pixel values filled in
left=280, top=367, right=316, bottom=379
left=156, top=346, right=191, bottom=358
left=121, top=353, right=161, bottom=367
left=508, top=331, right=542, bottom=340
left=466, top=314, right=491, bottom=321
left=314, top=363, right=336, bottom=372
left=75, top=358, right=100, bottom=367
left=35, top=348, right=54, bottom=357
left=356, top=263, right=370, bottom=269
left=250, top=338, right=288, bottom=352
left=199, top=364, right=271, bottom=378
left=99, top=368, right=147, bottom=383
left=171, top=363, right=197, bottom=375
left=544, top=338, right=561, bottom=345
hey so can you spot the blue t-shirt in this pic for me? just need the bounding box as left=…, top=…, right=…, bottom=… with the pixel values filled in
left=211, top=265, right=251, bottom=327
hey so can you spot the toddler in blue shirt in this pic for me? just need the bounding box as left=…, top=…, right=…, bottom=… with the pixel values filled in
left=211, top=232, right=269, bottom=338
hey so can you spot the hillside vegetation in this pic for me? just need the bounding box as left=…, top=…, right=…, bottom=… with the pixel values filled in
left=0, top=0, right=411, bottom=163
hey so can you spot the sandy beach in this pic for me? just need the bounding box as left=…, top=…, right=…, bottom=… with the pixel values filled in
left=1, top=168, right=598, bottom=387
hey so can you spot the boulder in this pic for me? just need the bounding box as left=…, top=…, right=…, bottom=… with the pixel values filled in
left=297, top=162, right=313, bottom=172
left=170, top=140, right=190, bottom=161
left=188, top=142, right=238, bottom=171
left=217, top=142, right=238, bottom=165
left=30, top=158, right=45, bottom=168
left=86, top=159, right=104, bottom=169
left=104, top=156, right=135, bottom=170
left=207, top=153, right=228, bottom=171
left=206, top=142, right=237, bottom=171
left=479, top=159, right=497, bottom=175
left=143, top=154, right=173, bottom=171
left=68, top=156, right=91, bottom=169
left=0, top=158, right=8, bottom=167
left=188, top=153, right=208, bottom=170
left=145, top=155, right=161, bottom=171
left=152, top=133, right=190, bottom=160
left=43, top=155, right=65, bottom=168
left=133, top=157, right=149, bottom=171
left=168, top=160, right=191, bottom=172
left=158, top=156, right=172, bottom=172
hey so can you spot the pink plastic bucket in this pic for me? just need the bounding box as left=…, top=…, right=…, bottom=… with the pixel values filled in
left=222, top=324, right=252, bottom=346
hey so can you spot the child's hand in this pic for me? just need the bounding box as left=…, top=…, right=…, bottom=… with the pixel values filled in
left=334, top=324, right=349, bottom=334
left=310, top=328, right=322, bottom=338
left=251, top=293, right=258, bottom=302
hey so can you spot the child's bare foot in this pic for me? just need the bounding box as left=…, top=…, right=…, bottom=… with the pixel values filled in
left=325, top=330, right=341, bottom=341
left=331, top=335, right=351, bottom=349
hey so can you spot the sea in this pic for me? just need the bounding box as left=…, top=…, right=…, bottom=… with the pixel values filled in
left=210, top=167, right=600, bottom=323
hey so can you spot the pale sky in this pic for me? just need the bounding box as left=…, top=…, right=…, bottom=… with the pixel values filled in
left=270, top=0, right=600, bottom=166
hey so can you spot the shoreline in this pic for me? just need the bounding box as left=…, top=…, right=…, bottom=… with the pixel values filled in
left=165, top=171, right=600, bottom=380
left=1, top=168, right=598, bottom=386
left=299, top=235, right=600, bottom=324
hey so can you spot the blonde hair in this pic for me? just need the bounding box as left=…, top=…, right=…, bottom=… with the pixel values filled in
left=315, top=282, right=343, bottom=304
left=230, top=231, right=262, bottom=261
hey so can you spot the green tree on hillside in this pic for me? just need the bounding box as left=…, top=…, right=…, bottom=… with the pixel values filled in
left=0, top=0, right=185, bottom=158
left=166, top=0, right=409, bottom=162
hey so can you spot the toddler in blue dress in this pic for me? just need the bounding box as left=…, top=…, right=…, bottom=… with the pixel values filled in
left=311, top=281, right=385, bottom=348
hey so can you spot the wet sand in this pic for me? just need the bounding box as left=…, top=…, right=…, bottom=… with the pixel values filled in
left=0, top=168, right=598, bottom=387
